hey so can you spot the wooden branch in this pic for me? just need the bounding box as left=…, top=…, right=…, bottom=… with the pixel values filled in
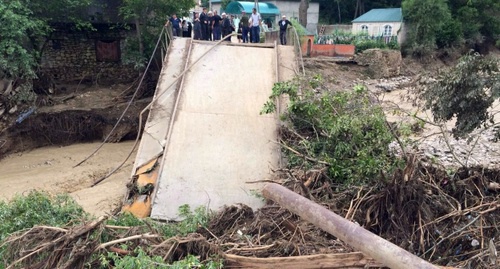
left=105, top=225, right=132, bottom=230
left=262, top=183, right=440, bottom=269
left=109, top=246, right=132, bottom=255
left=98, top=233, right=160, bottom=250
left=278, top=140, right=330, bottom=165
left=7, top=216, right=107, bottom=269
left=224, top=252, right=383, bottom=269
left=226, top=243, right=276, bottom=253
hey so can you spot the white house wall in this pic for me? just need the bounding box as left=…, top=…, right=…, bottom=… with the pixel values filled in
left=352, top=22, right=402, bottom=37
left=264, top=1, right=319, bottom=33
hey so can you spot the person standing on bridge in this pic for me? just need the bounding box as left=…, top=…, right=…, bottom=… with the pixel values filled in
left=250, top=8, right=262, bottom=43
left=278, top=15, right=292, bottom=45
left=240, top=11, right=249, bottom=43
left=207, top=11, right=214, bottom=41
left=200, top=8, right=209, bottom=40
left=211, top=10, right=222, bottom=41
left=193, top=12, right=202, bottom=40
left=221, top=13, right=233, bottom=42
left=169, top=14, right=181, bottom=37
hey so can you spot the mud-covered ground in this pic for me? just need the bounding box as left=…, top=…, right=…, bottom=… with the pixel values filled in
left=0, top=53, right=498, bottom=268
left=0, top=82, right=151, bottom=216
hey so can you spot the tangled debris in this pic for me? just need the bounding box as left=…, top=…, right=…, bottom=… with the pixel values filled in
left=2, top=155, right=498, bottom=268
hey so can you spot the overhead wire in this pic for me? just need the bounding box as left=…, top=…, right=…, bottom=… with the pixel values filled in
left=74, top=27, right=166, bottom=168
left=91, top=33, right=238, bottom=187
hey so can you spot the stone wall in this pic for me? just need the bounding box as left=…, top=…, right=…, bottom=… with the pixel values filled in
left=41, top=27, right=137, bottom=83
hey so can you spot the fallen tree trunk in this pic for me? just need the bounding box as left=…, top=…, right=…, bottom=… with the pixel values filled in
left=262, top=183, right=440, bottom=269
left=224, top=252, right=383, bottom=268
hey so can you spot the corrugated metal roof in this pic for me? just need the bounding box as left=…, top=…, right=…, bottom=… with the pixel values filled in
left=352, top=8, right=402, bottom=23
left=225, top=1, right=280, bottom=15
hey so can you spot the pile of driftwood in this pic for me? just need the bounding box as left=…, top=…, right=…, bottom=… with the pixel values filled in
left=1, top=158, right=499, bottom=268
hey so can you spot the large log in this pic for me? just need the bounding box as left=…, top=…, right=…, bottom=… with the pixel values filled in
left=262, top=183, right=439, bottom=269
left=224, top=252, right=384, bottom=269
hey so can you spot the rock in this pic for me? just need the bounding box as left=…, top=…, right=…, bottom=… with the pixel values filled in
left=0, top=108, right=4, bottom=117
left=354, top=49, right=402, bottom=79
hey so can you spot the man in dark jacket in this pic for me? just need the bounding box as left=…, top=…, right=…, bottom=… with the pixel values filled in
left=278, top=15, right=292, bottom=45
left=200, top=8, right=209, bottom=40
left=221, top=13, right=232, bottom=42
left=240, top=11, right=249, bottom=43
left=212, top=11, right=222, bottom=40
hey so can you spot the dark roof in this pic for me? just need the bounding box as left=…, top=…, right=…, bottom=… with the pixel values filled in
left=352, top=8, right=402, bottom=23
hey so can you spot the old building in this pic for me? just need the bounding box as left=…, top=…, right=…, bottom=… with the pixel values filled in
left=40, top=0, right=137, bottom=83
left=351, top=8, right=404, bottom=44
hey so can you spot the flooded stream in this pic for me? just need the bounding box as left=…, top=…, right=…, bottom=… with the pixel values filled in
left=0, top=141, right=137, bottom=216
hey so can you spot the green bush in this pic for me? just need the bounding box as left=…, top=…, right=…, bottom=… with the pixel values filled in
left=0, top=191, right=87, bottom=266
left=262, top=77, right=402, bottom=185
left=0, top=191, right=87, bottom=242
left=99, top=205, right=215, bottom=268
left=100, top=250, right=222, bottom=269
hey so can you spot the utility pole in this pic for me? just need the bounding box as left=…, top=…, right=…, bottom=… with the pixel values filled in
left=254, top=0, right=259, bottom=13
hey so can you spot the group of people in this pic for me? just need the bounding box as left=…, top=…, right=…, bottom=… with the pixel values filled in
left=191, top=8, right=236, bottom=41
left=169, top=14, right=194, bottom=38
left=236, top=8, right=262, bottom=43
left=167, top=8, right=293, bottom=45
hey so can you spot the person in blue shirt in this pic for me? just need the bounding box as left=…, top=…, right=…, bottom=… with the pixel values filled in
left=278, top=15, right=292, bottom=45
left=169, top=14, right=181, bottom=37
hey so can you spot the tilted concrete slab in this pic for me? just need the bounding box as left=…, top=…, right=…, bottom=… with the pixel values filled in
left=151, top=43, right=280, bottom=220
left=133, top=38, right=189, bottom=169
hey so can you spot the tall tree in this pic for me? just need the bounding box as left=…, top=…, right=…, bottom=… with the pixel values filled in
left=402, top=0, right=453, bottom=55
left=221, top=0, right=234, bottom=10
left=0, top=0, right=92, bottom=79
left=119, top=0, right=194, bottom=67
left=450, top=0, right=500, bottom=46
left=354, top=0, right=365, bottom=19
left=299, top=0, right=309, bottom=27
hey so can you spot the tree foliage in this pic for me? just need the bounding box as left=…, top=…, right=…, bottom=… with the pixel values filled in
left=0, top=0, right=92, bottom=79
left=317, top=0, right=402, bottom=24
left=119, top=0, right=194, bottom=68
left=422, top=53, right=500, bottom=138
left=262, top=76, right=401, bottom=185
left=449, top=0, right=500, bottom=45
left=401, top=0, right=455, bottom=56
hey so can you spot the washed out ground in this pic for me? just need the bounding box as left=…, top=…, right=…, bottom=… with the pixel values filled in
left=0, top=51, right=498, bottom=268
left=0, top=54, right=485, bottom=215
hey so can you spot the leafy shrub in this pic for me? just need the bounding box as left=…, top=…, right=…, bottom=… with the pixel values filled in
left=0, top=191, right=87, bottom=242
left=262, top=76, right=402, bottom=185
left=99, top=205, right=215, bottom=268
left=101, top=250, right=222, bottom=269
left=105, top=204, right=210, bottom=239
left=0, top=191, right=87, bottom=265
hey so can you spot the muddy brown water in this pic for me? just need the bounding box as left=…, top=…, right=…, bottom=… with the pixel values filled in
left=0, top=141, right=136, bottom=216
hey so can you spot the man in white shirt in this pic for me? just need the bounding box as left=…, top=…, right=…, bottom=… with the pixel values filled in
left=250, top=8, right=261, bottom=43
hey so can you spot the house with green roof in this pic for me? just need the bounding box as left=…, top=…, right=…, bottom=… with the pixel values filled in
left=351, top=8, right=404, bottom=43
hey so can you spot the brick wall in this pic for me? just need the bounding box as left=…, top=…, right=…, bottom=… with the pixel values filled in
left=41, top=28, right=138, bottom=83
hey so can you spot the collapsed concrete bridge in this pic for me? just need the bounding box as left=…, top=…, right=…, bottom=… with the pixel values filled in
left=123, top=38, right=297, bottom=220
